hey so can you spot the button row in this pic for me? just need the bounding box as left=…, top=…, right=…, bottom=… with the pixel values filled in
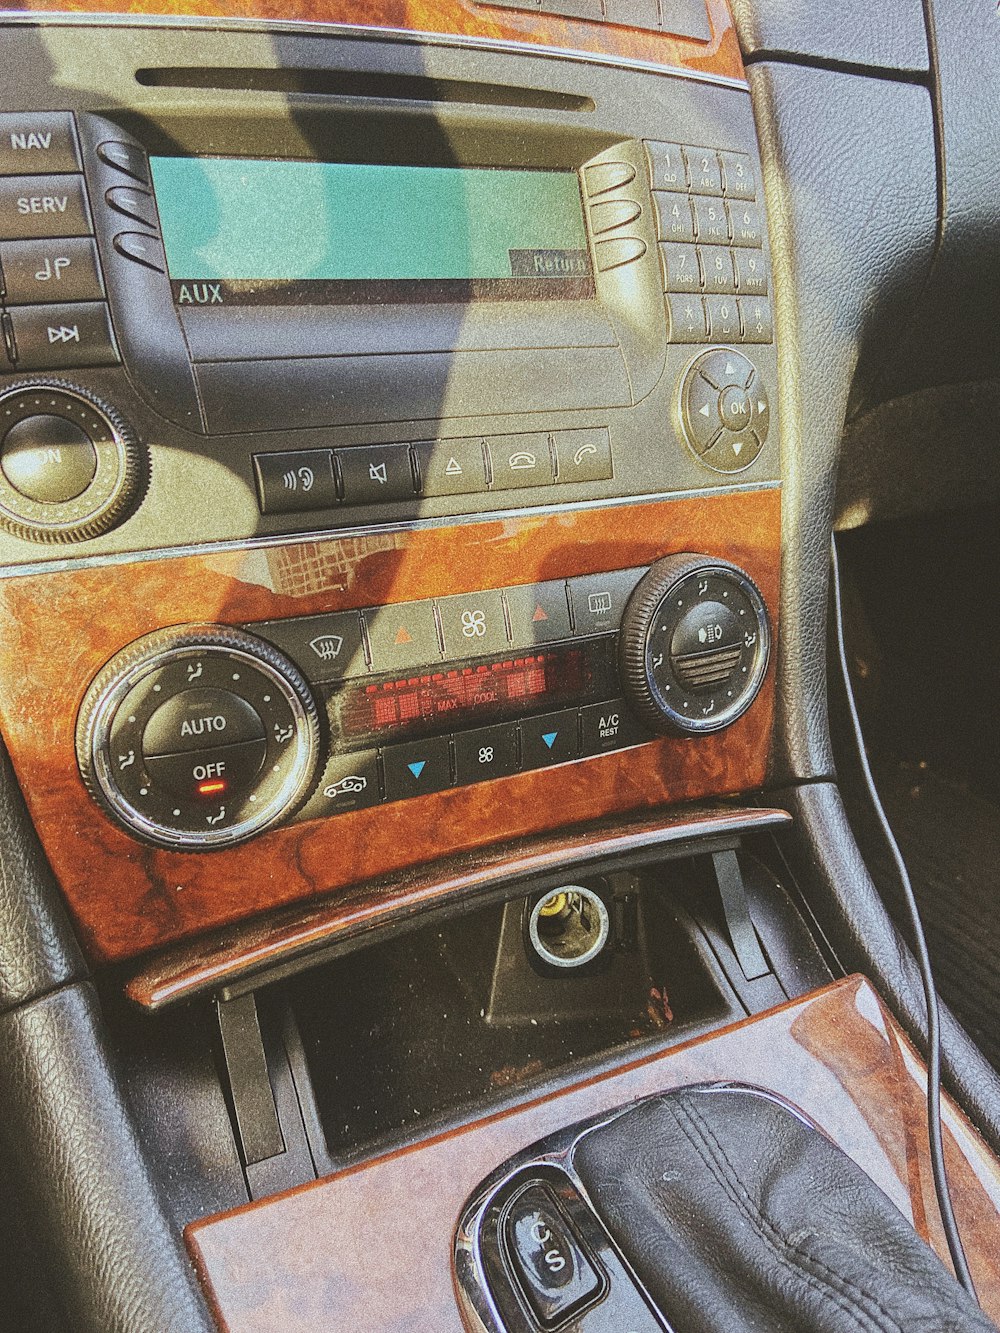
left=654, top=192, right=762, bottom=249
left=252, top=567, right=646, bottom=684
left=667, top=294, right=773, bottom=345
left=253, top=427, right=613, bottom=517
left=299, top=698, right=652, bottom=818
left=482, top=0, right=711, bottom=42
left=660, top=242, right=767, bottom=296
left=646, top=141, right=756, bottom=201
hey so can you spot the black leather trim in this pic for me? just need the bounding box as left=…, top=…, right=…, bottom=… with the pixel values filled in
left=773, top=782, right=1000, bottom=1159
left=882, top=0, right=1000, bottom=396
left=745, top=63, right=937, bottom=783
left=728, top=0, right=929, bottom=72
left=0, top=982, right=216, bottom=1333
left=0, top=734, right=85, bottom=1013
left=573, top=1084, right=996, bottom=1332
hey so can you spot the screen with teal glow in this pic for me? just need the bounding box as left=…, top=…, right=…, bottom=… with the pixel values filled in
left=149, top=156, right=594, bottom=306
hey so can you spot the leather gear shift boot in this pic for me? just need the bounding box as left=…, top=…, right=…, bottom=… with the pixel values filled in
left=572, top=1084, right=996, bottom=1333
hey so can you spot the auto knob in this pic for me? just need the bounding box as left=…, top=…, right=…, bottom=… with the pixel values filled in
left=76, top=624, right=322, bottom=849
left=0, top=381, right=146, bottom=542
left=619, top=554, right=770, bottom=735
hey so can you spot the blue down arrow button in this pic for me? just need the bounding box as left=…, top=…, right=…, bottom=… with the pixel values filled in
left=522, top=711, right=580, bottom=770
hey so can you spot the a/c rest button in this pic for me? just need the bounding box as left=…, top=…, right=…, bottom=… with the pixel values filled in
left=0, top=414, right=96, bottom=503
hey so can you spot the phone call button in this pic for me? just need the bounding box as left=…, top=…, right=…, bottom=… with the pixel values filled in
left=553, top=428, right=613, bottom=484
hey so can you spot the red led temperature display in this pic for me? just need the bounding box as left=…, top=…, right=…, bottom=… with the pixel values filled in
left=334, top=643, right=605, bottom=745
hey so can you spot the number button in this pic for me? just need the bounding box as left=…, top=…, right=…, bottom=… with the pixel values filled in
left=720, top=150, right=756, bottom=200
left=726, top=200, right=763, bottom=248
left=705, top=295, right=742, bottom=341
left=699, top=248, right=736, bottom=294
left=659, top=241, right=701, bottom=293
left=692, top=197, right=730, bottom=245
left=734, top=248, right=768, bottom=295
left=645, top=141, right=685, bottom=191
left=682, top=145, right=723, bottom=196
left=653, top=192, right=696, bottom=243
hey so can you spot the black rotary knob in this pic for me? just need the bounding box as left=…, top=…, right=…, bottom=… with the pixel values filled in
left=620, top=554, right=769, bottom=735
left=76, top=625, right=322, bottom=849
left=0, top=382, right=146, bottom=542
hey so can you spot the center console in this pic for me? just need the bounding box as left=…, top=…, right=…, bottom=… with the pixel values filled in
left=0, top=15, right=780, bottom=971
left=5, top=8, right=1000, bottom=1333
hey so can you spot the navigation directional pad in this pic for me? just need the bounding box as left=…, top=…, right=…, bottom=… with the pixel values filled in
left=678, top=348, right=769, bottom=473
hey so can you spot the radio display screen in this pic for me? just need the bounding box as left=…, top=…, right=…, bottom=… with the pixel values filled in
left=330, top=640, right=613, bottom=747
left=149, top=156, right=594, bottom=307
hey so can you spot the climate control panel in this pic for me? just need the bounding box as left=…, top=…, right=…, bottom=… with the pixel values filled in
left=75, top=557, right=771, bottom=850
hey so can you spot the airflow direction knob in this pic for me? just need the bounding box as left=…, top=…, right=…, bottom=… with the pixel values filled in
left=619, top=554, right=770, bottom=735
left=76, top=625, right=322, bottom=849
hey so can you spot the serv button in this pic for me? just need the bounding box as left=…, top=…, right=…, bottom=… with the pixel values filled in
left=0, top=174, right=92, bottom=240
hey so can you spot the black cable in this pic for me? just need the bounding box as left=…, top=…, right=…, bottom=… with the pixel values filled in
left=830, top=536, right=977, bottom=1299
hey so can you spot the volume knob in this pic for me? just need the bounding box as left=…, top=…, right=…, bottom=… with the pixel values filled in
left=0, top=382, right=146, bottom=542
left=619, top=554, right=770, bottom=735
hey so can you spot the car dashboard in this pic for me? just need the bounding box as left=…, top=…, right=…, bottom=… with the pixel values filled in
left=1, top=2, right=1000, bottom=1331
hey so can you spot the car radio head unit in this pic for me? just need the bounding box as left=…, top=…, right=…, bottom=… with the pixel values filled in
left=149, top=155, right=596, bottom=306
left=76, top=111, right=667, bottom=436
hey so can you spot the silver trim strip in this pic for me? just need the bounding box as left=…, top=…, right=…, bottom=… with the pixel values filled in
left=0, top=10, right=748, bottom=92
left=0, top=481, right=781, bottom=579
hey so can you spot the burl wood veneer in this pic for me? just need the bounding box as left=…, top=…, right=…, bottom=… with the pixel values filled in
left=128, top=804, right=793, bottom=1009
left=186, top=976, right=1000, bottom=1331
left=0, top=488, right=779, bottom=963
left=5, top=0, right=744, bottom=86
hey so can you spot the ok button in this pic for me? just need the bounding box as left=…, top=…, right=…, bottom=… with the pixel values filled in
left=720, top=384, right=751, bottom=427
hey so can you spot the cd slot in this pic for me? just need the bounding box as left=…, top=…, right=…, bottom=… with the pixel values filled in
left=134, top=67, right=595, bottom=114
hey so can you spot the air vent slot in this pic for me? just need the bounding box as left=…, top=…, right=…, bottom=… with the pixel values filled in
left=134, top=67, right=595, bottom=112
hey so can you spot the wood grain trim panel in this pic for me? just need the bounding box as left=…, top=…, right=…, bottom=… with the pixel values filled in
left=0, top=487, right=780, bottom=964
left=5, top=0, right=744, bottom=85
left=128, top=803, right=793, bottom=1009
left=186, top=976, right=1000, bottom=1331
